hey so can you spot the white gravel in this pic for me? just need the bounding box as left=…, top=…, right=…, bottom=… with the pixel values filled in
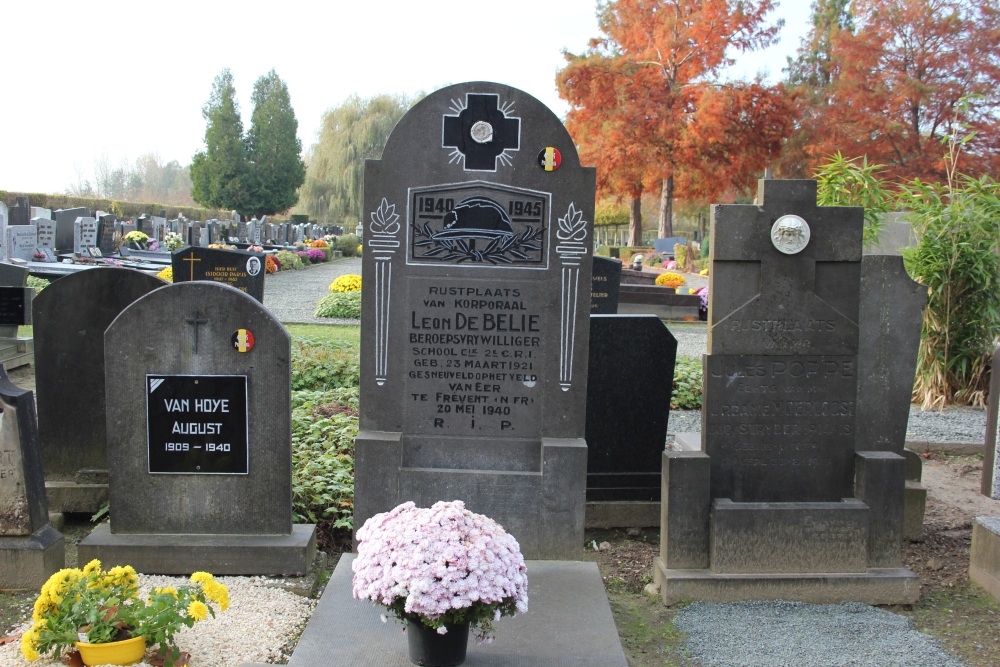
left=673, top=600, right=965, bottom=667
left=0, top=574, right=315, bottom=667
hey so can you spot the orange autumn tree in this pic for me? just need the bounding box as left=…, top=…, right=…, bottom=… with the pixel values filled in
left=557, top=0, right=795, bottom=244
left=787, top=0, right=1000, bottom=182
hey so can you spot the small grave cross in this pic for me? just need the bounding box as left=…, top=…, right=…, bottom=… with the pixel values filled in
left=442, top=93, right=520, bottom=171
left=184, top=311, right=209, bottom=353
left=182, top=250, right=201, bottom=281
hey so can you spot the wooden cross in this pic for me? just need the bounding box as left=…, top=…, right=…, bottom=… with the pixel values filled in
left=182, top=251, right=201, bottom=281
left=184, top=311, right=209, bottom=353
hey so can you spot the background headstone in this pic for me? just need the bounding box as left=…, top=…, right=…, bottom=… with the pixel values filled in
left=655, top=180, right=917, bottom=605
left=97, top=214, right=117, bottom=256
left=6, top=224, right=37, bottom=262
left=0, top=263, right=33, bottom=371
left=33, top=269, right=166, bottom=514
left=982, top=343, right=1000, bottom=499
left=8, top=197, right=30, bottom=226
left=54, top=207, right=89, bottom=252
left=591, top=256, right=622, bottom=314
left=73, top=216, right=99, bottom=255
left=79, top=281, right=315, bottom=574
left=171, top=245, right=266, bottom=302
left=35, top=218, right=56, bottom=252
left=0, top=368, right=64, bottom=589
left=354, top=82, right=596, bottom=560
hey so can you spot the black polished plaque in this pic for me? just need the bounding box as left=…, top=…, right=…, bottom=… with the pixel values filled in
left=146, top=374, right=249, bottom=474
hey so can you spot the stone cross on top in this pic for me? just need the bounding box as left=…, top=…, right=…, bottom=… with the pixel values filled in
left=708, top=180, right=864, bottom=356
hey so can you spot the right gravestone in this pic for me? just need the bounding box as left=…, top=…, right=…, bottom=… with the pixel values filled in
left=654, top=180, right=919, bottom=604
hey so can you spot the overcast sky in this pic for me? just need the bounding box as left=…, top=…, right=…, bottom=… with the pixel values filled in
left=2, top=0, right=812, bottom=195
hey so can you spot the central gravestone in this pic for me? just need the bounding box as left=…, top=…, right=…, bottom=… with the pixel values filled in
left=654, top=180, right=918, bottom=604
left=354, top=82, right=596, bottom=559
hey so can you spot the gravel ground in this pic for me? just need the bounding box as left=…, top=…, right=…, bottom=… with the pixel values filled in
left=262, top=256, right=362, bottom=324
left=673, top=601, right=965, bottom=667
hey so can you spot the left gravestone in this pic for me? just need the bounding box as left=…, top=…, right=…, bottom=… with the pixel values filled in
left=79, top=281, right=315, bottom=574
left=33, top=269, right=166, bottom=514
left=0, top=367, right=64, bottom=589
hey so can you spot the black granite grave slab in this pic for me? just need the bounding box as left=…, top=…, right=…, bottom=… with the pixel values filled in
left=590, top=256, right=621, bottom=314
left=54, top=207, right=89, bottom=252
left=585, top=315, right=675, bottom=501
left=171, top=245, right=266, bottom=303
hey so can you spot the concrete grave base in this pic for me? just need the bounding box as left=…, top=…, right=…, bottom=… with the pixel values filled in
left=970, top=517, right=1000, bottom=601
left=0, top=525, right=64, bottom=590
left=45, top=481, right=108, bottom=515
left=78, top=523, right=316, bottom=576
left=0, top=337, right=32, bottom=372
left=282, top=554, right=628, bottom=667
left=653, top=557, right=919, bottom=605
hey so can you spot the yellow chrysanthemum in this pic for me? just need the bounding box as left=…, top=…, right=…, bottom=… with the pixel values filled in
left=157, top=266, right=173, bottom=282
left=190, top=571, right=214, bottom=585
left=203, top=580, right=230, bottom=610
left=187, top=600, right=209, bottom=621
left=82, top=559, right=102, bottom=575
left=655, top=271, right=686, bottom=288
left=330, top=274, right=362, bottom=293
left=153, top=586, right=179, bottom=598
left=21, top=627, right=40, bottom=661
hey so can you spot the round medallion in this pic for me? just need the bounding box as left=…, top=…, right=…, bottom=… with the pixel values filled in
left=770, top=215, right=811, bottom=255
left=470, top=121, right=494, bottom=144
left=246, top=256, right=262, bottom=276
left=232, top=329, right=255, bottom=352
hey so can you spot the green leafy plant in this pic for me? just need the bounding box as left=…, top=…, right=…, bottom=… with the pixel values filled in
left=291, top=337, right=360, bottom=391
left=315, top=291, right=362, bottom=319
left=274, top=249, right=306, bottom=270
left=814, top=152, right=892, bottom=248
left=27, top=276, right=50, bottom=293
left=291, top=388, right=358, bottom=529
left=338, top=233, right=360, bottom=257
left=671, top=355, right=703, bottom=410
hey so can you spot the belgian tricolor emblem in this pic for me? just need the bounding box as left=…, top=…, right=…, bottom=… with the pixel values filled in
left=538, top=147, right=562, bottom=171
left=232, top=329, right=255, bottom=352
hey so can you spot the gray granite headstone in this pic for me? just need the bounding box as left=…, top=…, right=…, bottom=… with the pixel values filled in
left=33, top=269, right=166, bottom=514
left=54, top=207, right=89, bottom=251
left=0, top=367, right=64, bottom=589
left=35, top=218, right=56, bottom=252
left=655, top=180, right=917, bottom=605
left=79, top=281, right=315, bottom=574
left=237, top=221, right=248, bottom=243
left=354, top=82, right=596, bottom=560
left=6, top=224, right=36, bottom=262
left=73, top=216, right=99, bottom=255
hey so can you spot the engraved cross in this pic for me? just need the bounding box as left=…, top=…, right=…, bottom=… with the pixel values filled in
left=184, top=311, right=209, bottom=353
left=183, top=251, right=201, bottom=281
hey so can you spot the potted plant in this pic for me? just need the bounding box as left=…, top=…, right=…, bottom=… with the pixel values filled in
left=352, top=500, right=529, bottom=667
left=21, top=560, right=229, bottom=666
left=122, top=231, right=149, bottom=250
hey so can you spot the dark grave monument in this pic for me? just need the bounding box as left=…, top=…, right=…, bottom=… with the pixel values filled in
left=652, top=236, right=688, bottom=256
left=171, top=245, right=266, bottom=303
left=654, top=179, right=918, bottom=604
left=0, top=367, right=64, bottom=589
left=856, top=254, right=928, bottom=538
left=33, top=269, right=166, bottom=514
left=9, top=196, right=30, bottom=226
left=79, top=281, right=316, bottom=574
left=355, top=82, right=596, bottom=560
left=0, top=263, right=34, bottom=371
left=591, top=256, right=622, bottom=314
left=585, top=314, right=676, bottom=528
left=97, top=214, right=116, bottom=256
left=54, top=207, right=89, bottom=252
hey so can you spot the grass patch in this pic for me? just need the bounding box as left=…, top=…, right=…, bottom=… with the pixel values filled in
left=905, top=583, right=1000, bottom=667
left=286, top=323, right=360, bottom=344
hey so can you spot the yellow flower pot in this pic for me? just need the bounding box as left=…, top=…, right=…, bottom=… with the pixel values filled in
left=75, top=636, right=146, bottom=665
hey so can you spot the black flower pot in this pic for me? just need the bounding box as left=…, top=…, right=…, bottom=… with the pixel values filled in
left=406, top=618, right=470, bottom=666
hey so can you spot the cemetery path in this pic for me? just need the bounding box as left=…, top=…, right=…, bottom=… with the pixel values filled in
left=263, top=257, right=362, bottom=324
